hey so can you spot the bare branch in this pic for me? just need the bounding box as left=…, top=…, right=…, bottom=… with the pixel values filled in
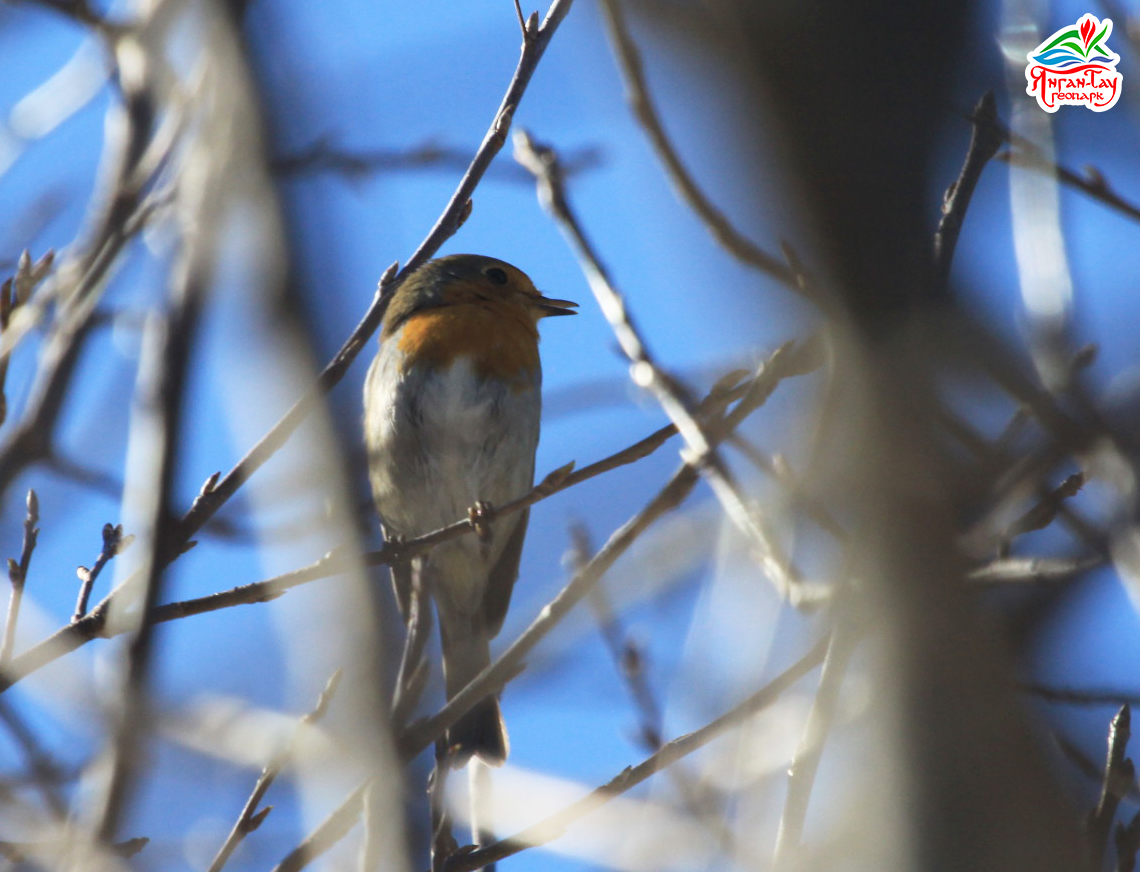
left=430, top=743, right=458, bottom=872
left=773, top=621, right=857, bottom=867
left=169, top=0, right=578, bottom=590
left=512, top=0, right=528, bottom=39
left=933, top=91, right=1001, bottom=289
left=447, top=635, right=831, bottom=872
left=73, top=523, right=131, bottom=621
left=515, top=129, right=805, bottom=602
left=0, top=340, right=814, bottom=694
left=401, top=0, right=575, bottom=274
left=0, top=0, right=583, bottom=707
left=0, top=835, right=148, bottom=863
left=0, top=72, right=167, bottom=502
left=0, top=489, right=38, bottom=664
left=272, top=139, right=601, bottom=185
left=89, top=246, right=206, bottom=844
left=967, top=556, right=1102, bottom=585
left=1088, top=706, right=1134, bottom=871
left=996, top=138, right=1140, bottom=226
left=583, top=524, right=663, bottom=749
left=596, top=0, right=798, bottom=291
left=391, top=562, right=433, bottom=730
left=582, top=524, right=744, bottom=856
left=272, top=781, right=370, bottom=872
left=1005, top=472, right=1086, bottom=541
left=399, top=461, right=701, bottom=761
left=207, top=669, right=342, bottom=872
left=396, top=337, right=809, bottom=762
left=287, top=636, right=827, bottom=872
left=0, top=251, right=54, bottom=427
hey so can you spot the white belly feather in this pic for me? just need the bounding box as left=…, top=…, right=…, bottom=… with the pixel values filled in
left=364, top=346, right=539, bottom=541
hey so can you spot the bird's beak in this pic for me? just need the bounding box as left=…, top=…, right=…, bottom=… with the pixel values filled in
left=535, top=294, right=578, bottom=317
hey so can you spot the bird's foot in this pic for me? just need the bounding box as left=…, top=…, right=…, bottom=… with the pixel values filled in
left=468, top=500, right=495, bottom=546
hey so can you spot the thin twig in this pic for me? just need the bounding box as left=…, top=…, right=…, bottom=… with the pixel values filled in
left=272, top=780, right=370, bottom=872
left=299, top=636, right=828, bottom=872
left=0, top=489, right=38, bottom=664
left=272, top=140, right=601, bottom=185
left=967, top=555, right=1103, bottom=585
left=996, top=141, right=1140, bottom=225
left=73, top=523, right=131, bottom=621
left=207, top=669, right=342, bottom=872
left=0, top=66, right=165, bottom=502
left=430, top=741, right=458, bottom=872
left=1004, top=472, right=1085, bottom=541
left=772, top=621, right=856, bottom=867
left=942, top=407, right=1103, bottom=554
left=727, top=435, right=848, bottom=542
left=512, top=0, right=528, bottom=40
left=391, top=562, right=433, bottom=729
left=358, top=780, right=382, bottom=872
left=90, top=230, right=207, bottom=845
left=1088, top=706, right=1133, bottom=871
left=949, top=100, right=1140, bottom=236
left=1055, top=731, right=1140, bottom=801
left=1024, top=685, right=1140, bottom=707
left=0, top=251, right=54, bottom=427
left=515, top=129, right=804, bottom=602
left=400, top=461, right=701, bottom=761
left=0, top=341, right=814, bottom=694
left=596, top=0, right=798, bottom=291
left=0, top=276, right=10, bottom=428
left=582, top=524, right=743, bottom=858
left=582, top=524, right=662, bottom=749
left=398, top=335, right=805, bottom=760
left=165, top=0, right=577, bottom=587
left=933, top=91, right=1001, bottom=290
left=0, top=835, right=148, bottom=863
left=444, top=636, right=831, bottom=872
left=0, top=0, right=589, bottom=698
left=468, top=760, right=497, bottom=869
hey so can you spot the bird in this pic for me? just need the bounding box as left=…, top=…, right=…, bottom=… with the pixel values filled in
left=364, top=253, right=576, bottom=767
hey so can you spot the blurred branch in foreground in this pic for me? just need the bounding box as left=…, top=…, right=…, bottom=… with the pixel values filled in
left=3, top=0, right=1140, bottom=870
left=274, top=138, right=603, bottom=186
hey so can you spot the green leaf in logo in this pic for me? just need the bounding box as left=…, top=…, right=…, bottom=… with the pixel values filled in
left=1040, top=27, right=1081, bottom=52
left=1087, top=23, right=1110, bottom=55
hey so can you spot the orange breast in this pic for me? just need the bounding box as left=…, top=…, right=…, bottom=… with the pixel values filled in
left=396, top=303, right=540, bottom=387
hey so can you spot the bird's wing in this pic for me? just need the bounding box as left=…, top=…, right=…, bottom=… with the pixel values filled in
left=387, top=553, right=414, bottom=623
left=481, top=508, right=529, bottom=637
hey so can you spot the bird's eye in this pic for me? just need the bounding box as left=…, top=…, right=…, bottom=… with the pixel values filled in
left=485, top=267, right=509, bottom=285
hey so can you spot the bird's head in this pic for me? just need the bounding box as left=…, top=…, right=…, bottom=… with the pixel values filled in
left=382, top=254, right=577, bottom=340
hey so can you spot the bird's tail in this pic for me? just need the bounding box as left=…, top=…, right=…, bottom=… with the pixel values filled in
left=442, top=630, right=509, bottom=768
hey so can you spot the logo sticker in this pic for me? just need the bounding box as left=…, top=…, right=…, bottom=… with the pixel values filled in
left=1025, top=14, right=1122, bottom=112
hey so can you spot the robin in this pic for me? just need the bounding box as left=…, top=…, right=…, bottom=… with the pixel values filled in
left=364, top=254, right=576, bottom=766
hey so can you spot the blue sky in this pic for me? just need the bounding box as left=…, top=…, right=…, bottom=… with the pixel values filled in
left=1, top=1, right=1140, bottom=870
